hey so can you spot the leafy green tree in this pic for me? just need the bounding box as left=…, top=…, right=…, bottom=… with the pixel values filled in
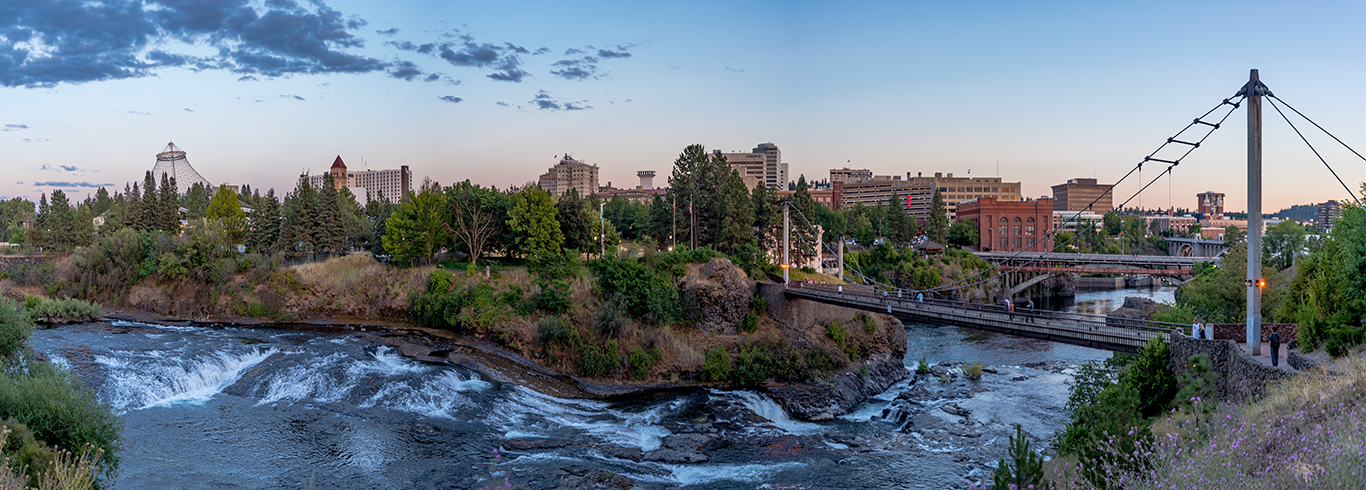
left=717, top=169, right=755, bottom=254
left=948, top=219, right=980, bottom=247
left=1278, top=200, right=1366, bottom=354
left=646, top=194, right=673, bottom=250
left=852, top=213, right=875, bottom=248
left=507, top=186, right=563, bottom=262
left=445, top=180, right=503, bottom=264
left=207, top=185, right=247, bottom=242
left=383, top=181, right=448, bottom=264
left=1103, top=213, right=1121, bottom=236
left=364, top=191, right=398, bottom=255
left=928, top=188, right=948, bottom=245
left=1263, top=219, right=1306, bottom=270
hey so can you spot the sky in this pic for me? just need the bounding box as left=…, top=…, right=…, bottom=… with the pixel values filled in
left=2, top=0, right=1364, bottom=213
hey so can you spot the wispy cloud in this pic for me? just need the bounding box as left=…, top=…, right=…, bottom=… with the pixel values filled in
left=530, top=90, right=590, bottom=112
left=2, top=124, right=28, bottom=131
left=438, top=95, right=463, bottom=104
left=376, top=27, right=399, bottom=36
left=280, top=94, right=306, bottom=101
left=184, top=108, right=195, bottom=113
left=34, top=181, right=111, bottom=188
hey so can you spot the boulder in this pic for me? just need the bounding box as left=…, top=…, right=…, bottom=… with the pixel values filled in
left=679, top=258, right=756, bottom=335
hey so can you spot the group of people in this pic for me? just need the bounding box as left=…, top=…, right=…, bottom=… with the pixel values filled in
left=1190, top=320, right=1284, bottom=367
left=1003, top=298, right=1035, bottom=322
left=1191, top=320, right=1208, bottom=339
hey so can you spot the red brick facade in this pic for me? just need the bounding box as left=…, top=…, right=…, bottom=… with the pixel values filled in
left=955, top=197, right=1054, bottom=252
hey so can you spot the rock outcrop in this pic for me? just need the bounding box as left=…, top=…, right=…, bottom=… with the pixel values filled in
left=679, top=258, right=756, bottom=335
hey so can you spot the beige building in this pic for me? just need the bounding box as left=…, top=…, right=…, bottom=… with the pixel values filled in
left=830, top=167, right=872, bottom=184
left=1051, top=178, right=1114, bottom=213
left=304, top=156, right=412, bottom=202
left=839, top=175, right=916, bottom=208
left=906, top=172, right=1021, bottom=222
left=716, top=143, right=788, bottom=190
left=539, top=155, right=600, bottom=196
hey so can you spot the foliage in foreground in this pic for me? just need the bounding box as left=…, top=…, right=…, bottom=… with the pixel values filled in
left=19, top=298, right=102, bottom=325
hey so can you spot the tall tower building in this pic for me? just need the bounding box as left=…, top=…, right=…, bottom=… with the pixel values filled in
left=753, top=142, right=787, bottom=190
left=538, top=155, right=600, bottom=196
left=1196, top=191, right=1225, bottom=218
left=1050, top=178, right=1114, bottom=213
left=329, top=156, right=348, bottom=189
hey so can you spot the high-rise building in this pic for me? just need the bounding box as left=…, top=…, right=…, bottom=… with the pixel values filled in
left=753, top=142, right=788, bottom=190
left=151, top=142, right=214, bottom=195
left=1051, top=178, right=1114, bottom=213
left=830, top=167, right=872, bottom=184
left=1317, top=200, right=1342, bottom=231
left=1197, top=191, right=1225, bottom=218
left=538, top=155, right=600, bottom=196
left=304, top=156, right=412, bottom=202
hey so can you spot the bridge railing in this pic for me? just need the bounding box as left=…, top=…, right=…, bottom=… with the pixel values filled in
left=785, top=281, right=1187, bottom=336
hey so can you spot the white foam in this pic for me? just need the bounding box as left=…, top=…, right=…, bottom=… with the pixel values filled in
left=98, top=347, right=278, bottom=411
left=494, top=387, right=672, bottom=451
left=373, top=370, right=491, bottom=418
left=257, top=352, right=351, bottom=405
left=660, top=462, right=805, bottom=485
left=717, top=390, right=826, bottom=435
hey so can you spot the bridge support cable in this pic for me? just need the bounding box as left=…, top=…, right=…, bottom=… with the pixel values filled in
left=910, top=95, right=1246, bottom=295
left=1265, top=96, right=1364, bottom=207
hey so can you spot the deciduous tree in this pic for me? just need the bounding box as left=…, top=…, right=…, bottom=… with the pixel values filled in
left=507, top=186, right=563, bottom=261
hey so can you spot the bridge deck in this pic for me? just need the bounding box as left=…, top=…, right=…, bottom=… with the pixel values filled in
left=784, top=284, right=1176, bottom=353
left=973, top=251, right=1216, bottom=267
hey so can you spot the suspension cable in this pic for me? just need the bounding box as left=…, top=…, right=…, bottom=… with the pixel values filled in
left=1265, top=96, right=1364, bottom=207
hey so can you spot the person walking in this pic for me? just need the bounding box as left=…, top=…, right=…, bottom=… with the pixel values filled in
left=1197, top=322, right=1206, bottom=340
left=1006, top=298, right=1015, bottom=321
left=1269, top=327, right=1282, bottom=367
left=916, top=292, right=924, bottom=309
left=1026, top=299, right=1035, bottom=323
left=1191, top=320, right=1199, bottom=338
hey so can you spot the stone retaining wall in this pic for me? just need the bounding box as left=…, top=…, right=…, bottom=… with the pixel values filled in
left=1208, top=322, right=1297, bottom=344
left=1168, top=335, right=1293, bottom=404
left=0, top=255, right=54, bottom=276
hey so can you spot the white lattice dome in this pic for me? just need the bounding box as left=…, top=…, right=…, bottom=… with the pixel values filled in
left=151, top=141, right=214, bottom=195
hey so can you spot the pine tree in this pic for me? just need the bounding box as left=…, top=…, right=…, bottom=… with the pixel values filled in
left=718, top=169, right=754, bottom=254
left=184, top=182, right=211, bottom=220
left=789, top=175, right=819, bottom=265
left=929, top=188, right=948, bottom=245
left=159, top=173, right=179, bottom=233
left=141, top=171, right=157, bottom=231
left=556, top=188, right=592, bottom=254
left=751, top=182, right=779, bottom=256
left=32, top=194, right=49, bottom=250
left=316, top=173, right=344, bottom=255
left=646, top=194, right=673, bottom=251
left=991, top=424, right=1052, bottom=490
left=293, top=177, right=319, bottom=257
left=46, top=190, right=76, bottom=250
left=124, top=182, right=141, bottom=230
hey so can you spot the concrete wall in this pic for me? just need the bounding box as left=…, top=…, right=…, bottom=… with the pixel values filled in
left=1168, top=335, right=1293, bottom=404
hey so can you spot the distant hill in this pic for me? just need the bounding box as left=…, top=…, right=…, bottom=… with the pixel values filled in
left=1269, top=204, right=1317, bottom=222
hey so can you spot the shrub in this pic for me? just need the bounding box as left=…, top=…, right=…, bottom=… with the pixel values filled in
left=806, top=348, right=834, bottom=373
left=577, top=340, right=618, bottom=378
left=964, top=361, right=984, bottom=380
left=1, top=418, right=57, bottom=488
left=597, top=298, right=625, bottom=338
left=0, top=299, right=35, bottom=361
left=730, top=346, right=771, bottom=387
left=1124, top=337, right=1177, bottom=419
left=989, top=424, right=1052, bottom=490
left=537, top=317, right=574, bottom=346
left=739, top=310, right=759, bottom=334
left=23, top=298, right=103, bottom=324
left=589, top=258, right=678, bottom=324
left=826, top=322, right=849, bottom=348
left=534, top=280, right=571, bottom=315
left=857, top=311, right=876, bottom=334
left=700, top=347, right=732, bottom=382
left=0, top=362, right=122, bottom=478
left=916, top=356, right=930, bottom=374
left=628, top=347, right=663, bottom=381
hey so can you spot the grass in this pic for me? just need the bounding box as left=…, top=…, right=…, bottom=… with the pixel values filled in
left=1046, top=355, right=1366, bottom=489
left=964, top=361, right=984, bottom=380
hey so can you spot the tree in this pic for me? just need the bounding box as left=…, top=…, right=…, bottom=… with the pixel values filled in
left=852, top=213, right=875, bottom=248
left=1263, top=220, right=1306, bottom=270
left=929, top=188, right=948, bottom=245
left=556, top=187, right=593, bottom=254
left=716, top=170, right=755, bottom=254
left=948, top=219, right=980, bottom=247
left=646, top=194, right=673, bottom=250
left=207, top=185, right=247, bottom=242
left=315, top=173, right=345, bottom=255
left=751, top=182, right=779, bottom=256
left=445, top=180, right=503, bottom=265
left=44, top=190, right=77, bottom=250
left=158, top=173, right=180, bottom=233
left=507, top=186, right=563, bottom=262
left=383, top=181, right=447, bottom=264
left=1103, top=213, right=1122, bottom=236
left=183, top=182, right=211, bottom=221
left=789, top=175, right=819, bottom=265
left=991, top=424, right=1052, bottom=490
left=246, top=189, right=281, bottom=255
left=666, top=144, right=730, bottom=249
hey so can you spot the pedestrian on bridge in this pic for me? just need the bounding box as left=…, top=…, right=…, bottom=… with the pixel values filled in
left=1269, top=327, right=1282, bottom=367
left=1005, top=298, right=1015, bottom=321
left=1026, top=299, right=1035, bottom=323
left=916, top=292, right=924, bottom=309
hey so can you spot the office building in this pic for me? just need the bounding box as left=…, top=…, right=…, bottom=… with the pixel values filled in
left=830, top=167, right=873, bottom=184
left=1317, top=200, right=1342, bottom=231
left=715, top=143, right=787, bottom=190
left=1197, top=191, right=1225, bottom=218
left=956, top=197, right=1054, bottom=252
left=905, top=172, right=1021, bottom=223
left=539, top=155, right=600, bottom=196
left=303, top=156, right=412, bottom=202
left=1051, top=178, right=1114, bottom=213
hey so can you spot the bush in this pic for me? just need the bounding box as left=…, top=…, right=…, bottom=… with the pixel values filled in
left=700, top=347, right=732, bottom=382
left=0, top=362, right=123, bottom=478
left=806, top=348, right=835, bottom=372
left=916, top=356, right=930, bottom=374
left=597, top=298, right=625, bottom=338
left=739, top=310, right=759, bottom=334
left=534, top=280, right=571, bottom=315
left=537, top=317, right=575, bottom=347
left=1, top=418, right=56, bottom=488
left=577, top=340, right=618, bottom=378
left=964, top=361, right=984, bottom=380
left=23, top=298, right=103, bottom=324
left=589, top=257, right=679, bottom=324
left=1125, top=337, right=1177, bottom=419
left=730, top=346, right=771, bottom=387
left=0, top=299, right=35, bottom=361
left=826, top=322, right=849, bottom=348
left=628, top=347, right=663, bottom=381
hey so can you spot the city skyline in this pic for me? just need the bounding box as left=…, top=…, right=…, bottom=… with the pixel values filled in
left=3, top=0, right=1364, bottom=212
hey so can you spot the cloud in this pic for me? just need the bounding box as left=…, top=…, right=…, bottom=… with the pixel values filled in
left=34, top=181, right=111, bottom=188
left=39, top=164, right=87, bottom=172
left=488, top=69, right=528, bottom=82
left=597, top=49, right=631, bottom=59
left=238, top=75, right=259, bottom=81
left=388, top=60, right=423, bottom=80
left=416, top=43, right=435, bottom=54
left=564, top=48, right=584, bottom=55
left=387, top=40, right=417, bottom=51
left=280, top=94, right=306, bottom=101
left=496, top=101, right=511, bottom=107
left=376, top=27, right=398, bottom=36
left=438, top=95, right=462, bottom=104
left=0, top=0, right=402, bottom=87
left=21, top=138, right=49, bottom=143
left=550, top=56, right=599, bottom=80
left=503, top=43, right=529, bottom=54
left=184, top=108, right=195, bottom=112
left=530, top=90, right=590, bottom=112
left=424, top=73, right=440, bottom=82
left=725, top=67, right=744, bottom=73
left=121, top=111, right=151, bottom=115
left=3, top=124, right=28, bottom=131
left=533, top=47, right=550, bottom=55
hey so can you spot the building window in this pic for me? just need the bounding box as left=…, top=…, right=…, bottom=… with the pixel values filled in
left=1000, top=225, right=1008, bottom=236
left=1012, top=226, right=1021, bottom=235
left=999, top=237, right=1009, bottom=249
left=1026, top=225, right=1035, bottom=235
left=1014, top=238, right=1022, bottom=249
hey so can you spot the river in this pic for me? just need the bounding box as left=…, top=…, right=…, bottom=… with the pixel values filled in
left=30, top=288, right=1165, bottom=489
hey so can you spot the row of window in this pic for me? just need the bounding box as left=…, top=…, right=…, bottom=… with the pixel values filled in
left=999, top=238, right=1026, bottom=249
left=997, top=225, right=1038, bottom=236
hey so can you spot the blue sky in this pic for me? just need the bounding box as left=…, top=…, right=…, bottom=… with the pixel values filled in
left=3, top=0, right=1364, bottom=212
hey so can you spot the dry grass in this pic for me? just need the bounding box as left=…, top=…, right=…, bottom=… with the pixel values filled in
left=291, top=254, right=433, bottom=317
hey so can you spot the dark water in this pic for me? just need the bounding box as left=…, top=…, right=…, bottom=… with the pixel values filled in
left=30, top=291, right=1162, bottom=489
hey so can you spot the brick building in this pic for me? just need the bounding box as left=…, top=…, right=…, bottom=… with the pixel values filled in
left=956, top=197, right=1055, bottom=252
